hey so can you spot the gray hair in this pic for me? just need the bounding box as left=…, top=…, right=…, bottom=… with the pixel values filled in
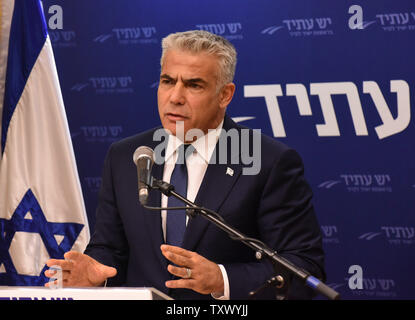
left=160, top=30, right=237, bottom=89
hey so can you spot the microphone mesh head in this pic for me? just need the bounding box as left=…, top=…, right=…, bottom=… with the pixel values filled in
left=133, top=146, right=154, bottom=165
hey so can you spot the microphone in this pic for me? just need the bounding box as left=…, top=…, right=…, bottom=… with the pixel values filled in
left=133, top=146, right=154, bottom=205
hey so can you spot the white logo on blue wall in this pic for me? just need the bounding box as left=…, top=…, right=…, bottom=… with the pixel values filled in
left=318, top=174, right=392, bottom=193
left=71, top=76, right=134, bottom=94
left=71, top=126, right=123, bottom=143
left=345, top=274, right=397, bottom=298
left=338, top=265, right=399, bottom=298
left=376, top=12, right=415, bottom=32
left=261, top=16, right=334, bottom=37
left=195, top=23, right=243, bottom=40
left=49, top=30, right=77, bottom=47
left=329, top=270, right=397, bottom=298
left=94, top=27, right=158, bottom=44
left=347, top=10, right=415, bottom=32
left=359, top=226, right=415, bottom=245
left=321, top=225, right=340, bottom=244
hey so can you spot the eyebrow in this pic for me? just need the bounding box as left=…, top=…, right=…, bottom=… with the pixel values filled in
left=160, top=74, right=208, bottom=85
left=184, top=78, right=207, bottom=85
left=160, top=74, right=174, bottom=81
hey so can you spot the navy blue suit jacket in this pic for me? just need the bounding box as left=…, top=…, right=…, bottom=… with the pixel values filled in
left=84, top=115, right=325, bottom=300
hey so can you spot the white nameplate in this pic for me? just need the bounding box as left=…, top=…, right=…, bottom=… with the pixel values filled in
left=0, top=286, right=172, bottom=300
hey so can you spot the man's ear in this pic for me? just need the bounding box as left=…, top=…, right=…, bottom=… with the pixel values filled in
left=219, top=83, right=236, bottom=109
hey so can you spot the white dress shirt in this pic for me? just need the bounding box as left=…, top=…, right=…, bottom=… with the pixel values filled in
left=161, top=120, right=230, bottom=300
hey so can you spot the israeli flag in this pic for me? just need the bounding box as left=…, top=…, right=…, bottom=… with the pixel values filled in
left=0, top=0, right=89, bottom=285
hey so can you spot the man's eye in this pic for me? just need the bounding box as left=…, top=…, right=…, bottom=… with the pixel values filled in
left=189, top=83, right=201, bottom=89
left=161, top=79, right=173, bottom=84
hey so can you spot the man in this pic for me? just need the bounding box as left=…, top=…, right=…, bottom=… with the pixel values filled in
left=45, top=30, right=325, bottom=300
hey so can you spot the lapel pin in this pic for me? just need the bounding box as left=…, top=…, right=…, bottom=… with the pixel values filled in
left=226, top=167, right=234, bottom=177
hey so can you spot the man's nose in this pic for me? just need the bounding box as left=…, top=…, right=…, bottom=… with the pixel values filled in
left=169, top=82, right=185, bottom=105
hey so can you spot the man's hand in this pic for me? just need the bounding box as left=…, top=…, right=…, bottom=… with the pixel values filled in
left=44, top=251, right=117, bottom=287
left=161, top=244, right=224, bottom=295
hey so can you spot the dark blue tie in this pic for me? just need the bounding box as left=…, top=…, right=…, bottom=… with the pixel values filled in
left=166, top=144, right=193, bottom=247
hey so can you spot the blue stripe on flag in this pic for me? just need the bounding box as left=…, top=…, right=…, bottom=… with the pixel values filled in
left=1, top=0, right=48, bottom=154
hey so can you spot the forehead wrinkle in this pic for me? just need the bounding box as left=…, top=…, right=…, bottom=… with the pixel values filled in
left=160, top=73, right=209, bottom=85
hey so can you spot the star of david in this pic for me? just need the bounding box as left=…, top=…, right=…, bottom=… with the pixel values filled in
left=0, top=189, right=84, bottom=286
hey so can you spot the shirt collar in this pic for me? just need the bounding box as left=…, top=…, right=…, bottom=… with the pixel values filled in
left=164, top=120, right=224, bottom=164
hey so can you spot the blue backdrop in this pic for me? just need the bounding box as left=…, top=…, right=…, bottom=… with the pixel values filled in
left=41, top=0, right=415, bottom=299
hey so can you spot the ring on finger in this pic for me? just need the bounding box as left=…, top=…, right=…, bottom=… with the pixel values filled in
left=184, top=267, right=192, bottom=279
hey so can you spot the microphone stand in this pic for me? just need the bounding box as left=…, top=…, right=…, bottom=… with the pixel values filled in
left=149, top=178, right=340, bottom=300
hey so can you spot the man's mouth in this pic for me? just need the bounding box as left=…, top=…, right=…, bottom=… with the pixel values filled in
left=166, top=113, right=188, bottom=121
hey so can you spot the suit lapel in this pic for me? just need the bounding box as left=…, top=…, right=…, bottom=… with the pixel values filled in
left=181, top=162, right=242, bottom=252
left=182, top=116, right=243, bottom=252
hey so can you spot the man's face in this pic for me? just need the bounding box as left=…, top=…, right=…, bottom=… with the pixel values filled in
left=157, top=49, right=234, bottom=141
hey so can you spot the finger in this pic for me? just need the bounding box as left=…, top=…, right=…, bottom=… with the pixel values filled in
left=165, top=278, right=196, bottom=290
left=45, top=278, right=70, bottom=288
left=64, top=251, right=82, bottom=261
left=167, top=265, right=191, bottom=279
left=44, top=269, right=71, bottom=279
left=102, top=265, right=117, bottom=278
left=46, top=259, right=63, bottom=267
left=44, top=272, right=71, bottom=287
left=160, top=245, right=193, bottom=258
left=46, top=259, right=74, bottom=271
left=44, top=269, right=57, bottom=278
left=161, top=250, right=191, bottom=267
